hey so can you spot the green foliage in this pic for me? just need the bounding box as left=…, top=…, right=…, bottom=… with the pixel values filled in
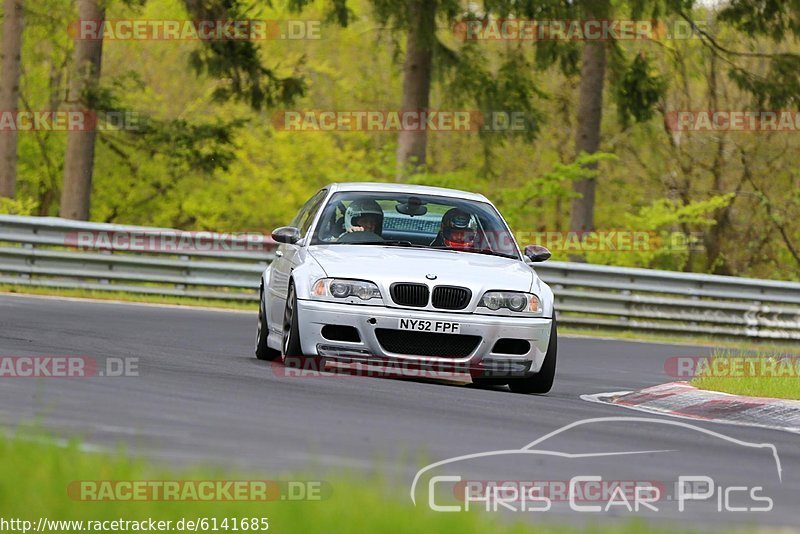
left=407, top=170, right=489, bottom=192
left=615, top=53, right=667, bottom=128
left=184, top=0, right=307, bottom=110
left=500, top=152, right=617, bottom=227
left=728, top=55, right=800, bottom=108
left=674, top=0, right=800, bottom=109
left=409, top=153, right=615, bottom=235
left=288, top=0, right=353, bottom=26
left=637, top=194, right=735, bottom=227
left=132, top=117, right=245, bottom=174
left=718, top=0, right=800, bottom=40
left=369, top=0, right=462, bottom=33
left=6, top=0, right=800, bottom=281
left=586, top=194, right=736, bottom=269
left=0, top=197, right=37, bottom=215
left=541, top=152, right=619, bottom=182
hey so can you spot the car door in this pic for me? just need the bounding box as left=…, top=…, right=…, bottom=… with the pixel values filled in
left=267, top=189, right=328, bottom=328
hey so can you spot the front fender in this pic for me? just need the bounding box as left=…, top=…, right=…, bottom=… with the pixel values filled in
left=530, top=269, right=555, bottom=318
left=261, top=264, right=272, bottom=293
left=288, top=258, right=327, bottom=299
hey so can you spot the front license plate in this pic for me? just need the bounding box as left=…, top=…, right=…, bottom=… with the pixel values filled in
left=398, top=318, right=460, bottom=334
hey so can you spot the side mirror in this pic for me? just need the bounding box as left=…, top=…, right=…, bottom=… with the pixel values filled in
left=272, top=226, right=301, bottom=245
left=524, top=244, right=551, bottom=263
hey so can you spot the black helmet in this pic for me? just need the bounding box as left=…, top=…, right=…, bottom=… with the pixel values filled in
left=441, top=208, right=476, bottom=249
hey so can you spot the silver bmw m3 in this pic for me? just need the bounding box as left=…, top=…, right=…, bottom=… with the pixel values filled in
left=255, top=182, right=557, bottom=394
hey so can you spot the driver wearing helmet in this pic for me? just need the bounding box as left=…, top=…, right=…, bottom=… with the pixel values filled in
left=438, top=208, right=477, bottom=249
left=338, top=198, right=384, bottom=242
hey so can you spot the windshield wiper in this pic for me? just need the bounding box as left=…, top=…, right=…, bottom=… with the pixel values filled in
left=429, top=246, right=518, bottom=259
left=349, top=240, right=428, bottom=248
left=348, top=240, right=517, bottom=258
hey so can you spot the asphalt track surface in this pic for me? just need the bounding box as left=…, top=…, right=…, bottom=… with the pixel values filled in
left=1, top=293, right=798, bottom=529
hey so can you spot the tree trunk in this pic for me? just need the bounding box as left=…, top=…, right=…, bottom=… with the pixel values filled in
left=569, top=2, right=608, bottom=236
left=395, top=0, right=435, bottom=180
left=702, top=52, right=733, bottom=274
left=60, top=0, right=104, bottom=220
left=0, top=0, right=24, bottom=198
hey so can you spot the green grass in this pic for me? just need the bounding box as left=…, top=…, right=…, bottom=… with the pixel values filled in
left=0, top=432, right=709, bottom=534
left=690, top=351, right=800, bottom=401
left=560, top=327, right=800, bottom=356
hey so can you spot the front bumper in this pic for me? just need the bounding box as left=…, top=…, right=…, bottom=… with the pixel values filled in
left=294, top=299, right=553, bottom=377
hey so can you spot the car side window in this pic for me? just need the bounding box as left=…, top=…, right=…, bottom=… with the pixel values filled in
left=293, top=189, right=328, bottom=237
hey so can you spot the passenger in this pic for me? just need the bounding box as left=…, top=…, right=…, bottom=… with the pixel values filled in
left=436, top=208, right=477, bottom=249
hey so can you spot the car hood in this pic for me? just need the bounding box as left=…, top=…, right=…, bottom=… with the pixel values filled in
left=309, top=244, right=535, bottom=293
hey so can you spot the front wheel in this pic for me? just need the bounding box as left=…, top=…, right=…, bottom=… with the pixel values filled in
left=282, top=282, right=324, bottom=371
left=282, top=282, right=303, bottom=357
left=507, top=318, right=557, bottom=394
left=255, top=287, right=281, bottom=361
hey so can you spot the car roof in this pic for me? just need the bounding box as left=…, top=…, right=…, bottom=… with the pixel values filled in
left=326, top=182, right=491, bottom=203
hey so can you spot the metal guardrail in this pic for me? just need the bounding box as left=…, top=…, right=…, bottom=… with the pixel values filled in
left=0, top=215, right=271, bottom=301
left=1, top=215, right=799, bottom=339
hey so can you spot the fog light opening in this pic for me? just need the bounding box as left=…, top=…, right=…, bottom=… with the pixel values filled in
left=321, top=325, right=361, bottom=343
left=491, top=339, right=531, bottom=355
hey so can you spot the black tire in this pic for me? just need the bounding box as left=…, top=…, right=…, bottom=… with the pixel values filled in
left=255, top=286, right=281, bottom=361
left=281, top=282, right=324, bottom=371
left=507, top=318, right=557, bottom=394
left=282, top=282, right=303, bottom=357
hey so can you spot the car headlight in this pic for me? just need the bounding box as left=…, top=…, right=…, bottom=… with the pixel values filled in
left=311, top=278, right=382, bottom=303
left=477, top=291, right=541, bottom=316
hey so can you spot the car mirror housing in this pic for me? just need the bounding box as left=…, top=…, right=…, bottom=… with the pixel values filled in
left=395, top=196, right=428, bottom=216
left=524, top=244, right=551, bottom=263
left=272, top=226, right=301, bottom=245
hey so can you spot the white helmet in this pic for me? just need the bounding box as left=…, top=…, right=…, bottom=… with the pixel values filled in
left=344, top=199, right=383, bottom=233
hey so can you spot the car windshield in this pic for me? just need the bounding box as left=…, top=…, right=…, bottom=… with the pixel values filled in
left=310, top=191, right=520, bottom=259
